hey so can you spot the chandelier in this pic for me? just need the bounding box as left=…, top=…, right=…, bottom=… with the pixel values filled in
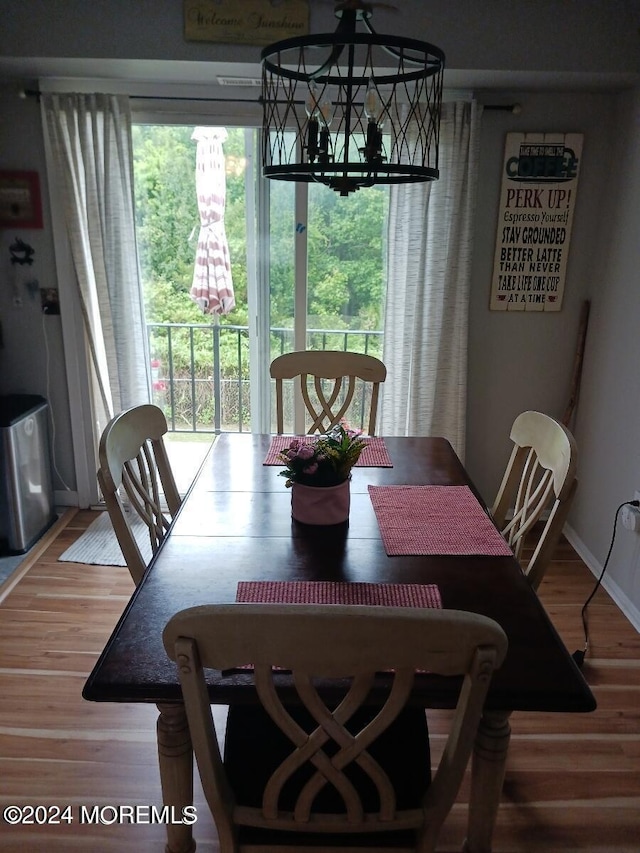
left=260, top=1, right=445, bottom=196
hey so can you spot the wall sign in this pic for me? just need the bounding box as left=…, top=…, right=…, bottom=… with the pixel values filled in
left=489, top=132, right=583, bottom=312
left=0, top=171, right=43, bottom=229
left=184, top=0, right=309, bottom=46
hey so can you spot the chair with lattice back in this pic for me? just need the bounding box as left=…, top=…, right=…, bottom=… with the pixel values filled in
left=491, top=410, right=578, bottom=591
left=163, top=603, right=507, bottom=853
left=270, top=350, right=387, bottom=435
left=97, top=404, right=181, bottom=585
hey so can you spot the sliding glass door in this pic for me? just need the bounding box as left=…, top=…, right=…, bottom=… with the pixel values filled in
left=132, top=122, right=388, bottom=435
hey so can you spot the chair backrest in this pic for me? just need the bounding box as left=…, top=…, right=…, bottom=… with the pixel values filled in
left=270, top=350, right=387, bottom=435
left=491, top=410, right=578, bottom=591
left=163, top=603, right=507, bottom=853
left=97, top=404, right=181, bottom=585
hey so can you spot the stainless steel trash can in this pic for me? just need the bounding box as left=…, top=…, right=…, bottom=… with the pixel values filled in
left=0, top=394, right=56, bottom=554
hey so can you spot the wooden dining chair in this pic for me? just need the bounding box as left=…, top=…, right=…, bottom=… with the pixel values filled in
left=491, top=410, right=578, bottom=591
left=270, top=350, right=387, bottom=435
left=97, top=404, right=181, bottom=585
left=163, top=603, right=507, bottom=853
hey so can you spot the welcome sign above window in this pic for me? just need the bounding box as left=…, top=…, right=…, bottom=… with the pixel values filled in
left=184, top=0, right=309, bottom=46
left=489, top=132, right=583, bottom=312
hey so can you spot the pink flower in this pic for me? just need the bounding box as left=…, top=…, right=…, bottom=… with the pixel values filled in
left=277, top=424, right=365, bottom=488
left=340, top=417, right=362, bottom=437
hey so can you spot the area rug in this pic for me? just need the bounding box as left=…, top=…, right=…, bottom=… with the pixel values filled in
left=58, top=512, right=152, bottom=567
left=0, top=553, right=26, bottom=586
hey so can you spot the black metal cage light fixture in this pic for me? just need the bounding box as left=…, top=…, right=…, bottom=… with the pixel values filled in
left=261, top=0, right=445, bottom=196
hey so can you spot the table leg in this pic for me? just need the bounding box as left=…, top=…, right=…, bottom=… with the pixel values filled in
left=463, top=709, right=512, bottom=853
left=156, top=702, right=196, bottom=853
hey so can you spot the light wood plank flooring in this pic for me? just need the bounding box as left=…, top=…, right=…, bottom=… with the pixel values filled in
left=0, top=510, right=638, bottom=851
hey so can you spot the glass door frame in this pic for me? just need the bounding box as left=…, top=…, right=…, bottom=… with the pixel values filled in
left=292, top=180, right=309, bottom=434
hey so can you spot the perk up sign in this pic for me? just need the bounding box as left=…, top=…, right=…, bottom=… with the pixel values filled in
left=489, top=132, right=583, bottom=311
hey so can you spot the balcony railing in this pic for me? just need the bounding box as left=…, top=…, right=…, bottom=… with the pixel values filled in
left=147, top=323, right=383, bottom=434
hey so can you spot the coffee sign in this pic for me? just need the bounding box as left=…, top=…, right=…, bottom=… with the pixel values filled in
left=489, top=132, right=583, bottom=312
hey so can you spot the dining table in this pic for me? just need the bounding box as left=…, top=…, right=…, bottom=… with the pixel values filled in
left=83, top=433, right=596, bottom=853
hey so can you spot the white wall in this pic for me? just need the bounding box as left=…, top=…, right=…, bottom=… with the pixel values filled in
left=466, top=91, right=614, bottom=500
left=465, top=85, right=640, bottom=629
left=566, top=87, right=640, bottom=624
left=1, top=1, right=638, bottom=84
left=0, top=88, right=76, bottom=496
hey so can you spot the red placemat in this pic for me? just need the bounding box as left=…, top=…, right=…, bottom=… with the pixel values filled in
left=263, top=435, right=392, bottom=467
left=368, top=484, right=514, bottom=557
left=225, top=582, right=441, bottom=675
left=236, top=580, right=441, bottom=608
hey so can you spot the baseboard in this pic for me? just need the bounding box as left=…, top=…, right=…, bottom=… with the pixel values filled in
left=563, top=522, right=640, bottom=633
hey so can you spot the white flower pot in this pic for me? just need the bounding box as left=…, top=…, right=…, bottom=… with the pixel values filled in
left=290, top=479, right=350, bottom=525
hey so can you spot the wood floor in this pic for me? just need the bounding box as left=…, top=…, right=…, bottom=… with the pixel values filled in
left=0, top=509, right=638, bottom=852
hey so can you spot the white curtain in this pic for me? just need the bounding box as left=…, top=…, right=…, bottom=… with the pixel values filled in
left=380, top=100, right=482, bottom=458
left=42, top=93, right=149, bottom=447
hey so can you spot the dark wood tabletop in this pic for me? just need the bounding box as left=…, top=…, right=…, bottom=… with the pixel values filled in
left=83, top=433, right=596, bottom=715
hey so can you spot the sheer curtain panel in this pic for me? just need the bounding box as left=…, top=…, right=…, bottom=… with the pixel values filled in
left=42, top=93, right=149, bottom=447
left=380, top=101, right=482, bottom=458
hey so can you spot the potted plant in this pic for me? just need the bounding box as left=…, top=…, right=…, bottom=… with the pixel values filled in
left=277, top=423, right=367, bottom=525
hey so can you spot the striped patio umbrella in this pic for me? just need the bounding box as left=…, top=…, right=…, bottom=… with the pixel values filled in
left=189, top=127, right=235, bottom=315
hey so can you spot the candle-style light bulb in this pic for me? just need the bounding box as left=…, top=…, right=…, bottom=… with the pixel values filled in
left=305, top=82, right=321, bottom=162
left=305, top=81, right=320, bottom=120
left=362, top=77, right=385, bottom=164
left=317, top=92, right=334, bottom=163
left=319, top=96, right=333, bottom=128
left=364, top=77, right=381, bottom=123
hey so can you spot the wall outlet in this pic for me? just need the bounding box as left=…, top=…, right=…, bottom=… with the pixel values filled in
left=622, top=503, right=640, bottom=532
